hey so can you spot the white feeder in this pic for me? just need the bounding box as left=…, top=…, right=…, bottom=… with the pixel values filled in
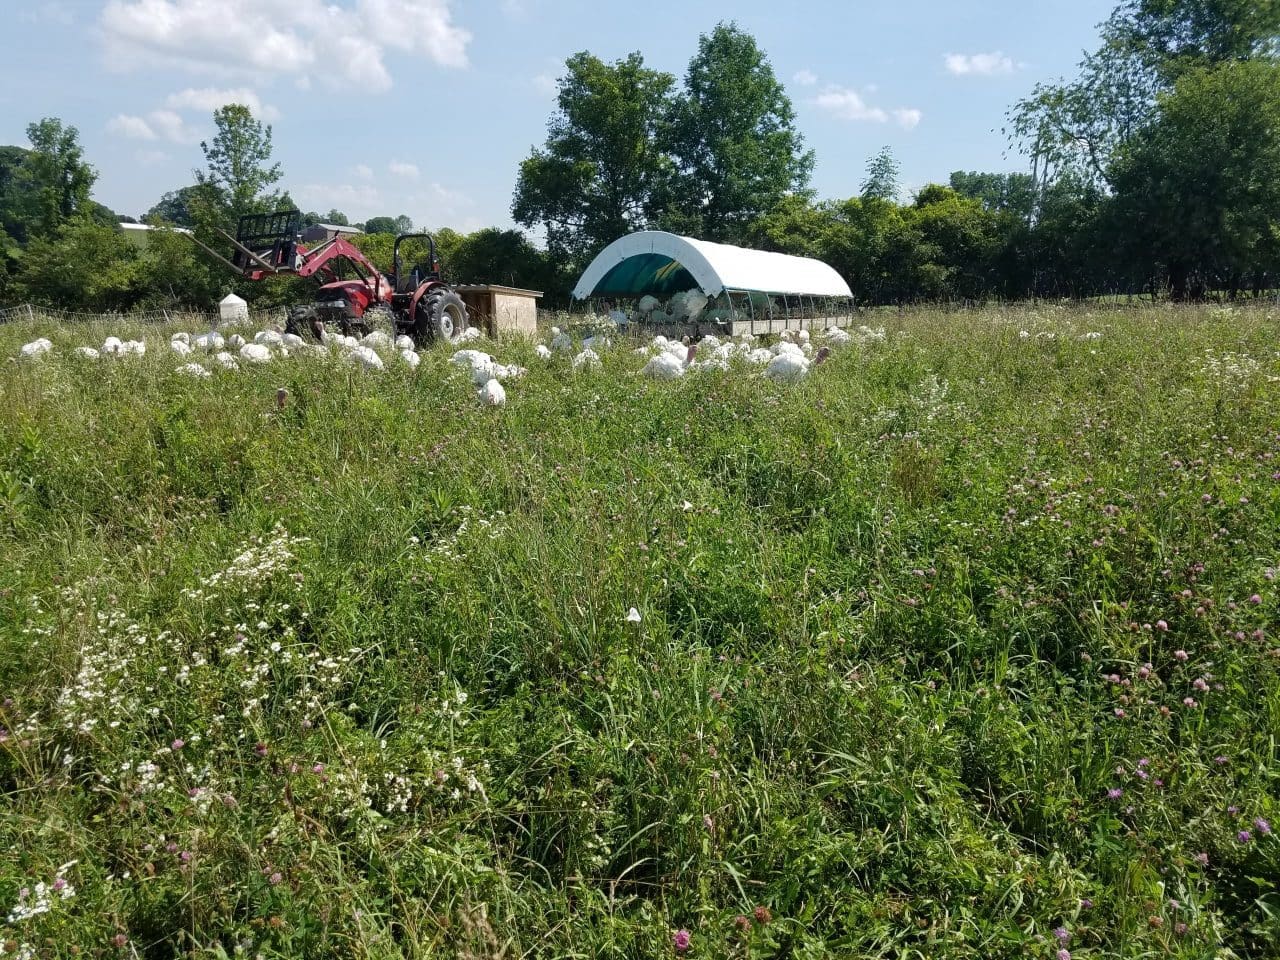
left=219, top=293, right=249, bottom=326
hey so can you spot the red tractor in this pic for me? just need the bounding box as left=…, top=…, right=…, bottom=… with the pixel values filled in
left=193, top=209, right=469, bottom=343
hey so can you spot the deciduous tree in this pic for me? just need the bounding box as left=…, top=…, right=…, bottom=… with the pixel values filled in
left=513, top=51, right=675, bottom=263
left=665, top=23, right=813, bottom=243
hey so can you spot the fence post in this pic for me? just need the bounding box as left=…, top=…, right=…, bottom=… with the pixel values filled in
left=27, top=304, right=35, bottom=323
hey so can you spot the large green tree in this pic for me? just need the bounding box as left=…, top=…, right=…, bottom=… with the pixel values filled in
left=860, top=147, right=900, bottom=202
left=2, top=120, right=96, bottom=244
left=363, top=215, right=413, bottom=235
left=449, top=228, right=559, bottom=291
left=1013, top=0, right=1280, bottom=182
left=513, top=51, right=675, bottom=263
left=16, top=216, right=142, bottom=310
left=1010, top=0, right=1280, bottom=297
left=948, top=171, right=1037, bottom=219
left=145, top=185, right=203, bottom=228
left=1110, top=0, right=1280, bottom=76
left=193, top=104, right=284, bottom=225
left=665, top=23, right=813, bottom=243
left=1109, top=59, right=1280, bottom=298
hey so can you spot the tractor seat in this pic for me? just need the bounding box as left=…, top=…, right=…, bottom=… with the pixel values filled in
left=396, top=268, right=420, bottom=294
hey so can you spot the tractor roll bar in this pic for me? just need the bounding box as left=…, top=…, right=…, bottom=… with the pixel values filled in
left=393, top=233, right=440, bottom=281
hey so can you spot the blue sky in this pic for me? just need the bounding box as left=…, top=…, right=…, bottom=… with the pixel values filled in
left=1, top=0, right=1115, bottom=232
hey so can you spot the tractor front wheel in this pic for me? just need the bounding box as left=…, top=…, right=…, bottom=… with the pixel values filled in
left=414, top=288, right=469, bottom=344
left=285, top=306, right=324, bottom=342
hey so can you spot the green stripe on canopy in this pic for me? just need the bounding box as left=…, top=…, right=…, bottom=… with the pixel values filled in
left=591, top=254, right=699, bottom=298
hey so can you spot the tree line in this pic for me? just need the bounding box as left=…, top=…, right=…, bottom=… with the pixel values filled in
left=515, top=3, right=1280, bottom=303
left=2, top=0, right=1278, bottom=312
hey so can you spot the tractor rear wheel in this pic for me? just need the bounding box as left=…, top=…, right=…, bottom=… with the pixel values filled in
left=414, top=288, right=469, bottom=344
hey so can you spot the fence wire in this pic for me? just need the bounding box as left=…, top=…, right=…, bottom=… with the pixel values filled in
left=0, top=304, right=288, bottom=326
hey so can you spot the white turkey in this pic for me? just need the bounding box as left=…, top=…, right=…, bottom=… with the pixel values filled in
left=400, top=349, right=421, bottom=369
left=535, top=344, right=552, bottom=360
left=642, top=351, right=686, bottom=380
left=176, top=363, right=211, bottom=378
left=492, top=362, right=526, bottom=381
left=120, top=340, right=146, bottom=355
left=346, top=345, right=384, bottom=370
left=572, top=348, right=601, bottom=370
left=170, top=331, right=191, bottom=345
left=254, top=330, right=284, bottom=347
left=361, top=330, right=393, bottom=351
left=764, top=352, right=810, bottom=383
left=213, top=351, right=239, bottom=370
left=479, top=378, right=506, bottom=406
left=282, top=332, right=306, bottom=350
left=239, top=343, right=273, bottom=364
left=395, top=334, right=415, bottom=351
left=170, top=340, right=193, bottom=356
left=451, top=349, right=491, bottom=368
left=74, top=346, right=100, bottom=359
left=194, top=331, right=224, bottom=351
left=550, top=331, right=573, bottom=353
left=20, top=338, right=52, bottom=358
left=102, top=336, right=124, bottom=354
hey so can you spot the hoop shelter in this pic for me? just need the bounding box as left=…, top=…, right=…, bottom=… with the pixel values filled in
left=572, top=231, right=852, bottom=301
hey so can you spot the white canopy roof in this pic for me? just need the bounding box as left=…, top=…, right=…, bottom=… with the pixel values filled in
left=572, top=231, right=852, bottom=301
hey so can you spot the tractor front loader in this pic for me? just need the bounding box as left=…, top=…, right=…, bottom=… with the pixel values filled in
left=191, top=209, right=469, bottom=344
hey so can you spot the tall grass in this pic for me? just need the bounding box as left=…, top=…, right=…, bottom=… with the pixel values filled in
left=0, top=303, right=1277, bottom=958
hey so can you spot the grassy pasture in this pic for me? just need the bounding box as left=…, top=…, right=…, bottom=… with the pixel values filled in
left=0, top=304, right=1278, bottom=958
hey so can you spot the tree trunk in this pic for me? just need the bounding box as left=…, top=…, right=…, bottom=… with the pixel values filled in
left=1169, top=261, right=1189, bottom=302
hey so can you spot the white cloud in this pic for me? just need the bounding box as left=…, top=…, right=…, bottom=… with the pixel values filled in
left=296, top=182, right=382, bottom=218
left=812, top=87, right=887, bottom=123
left=893, top=108, right=923, bottom=130
left=108, top=85, right=277, bottom=148
left=944, top=52, right=1016, bottom=76
left=354, top=164, right=374, bottom=180
left=145, top=109, right=203, bottom=144
left=164, top=87, right=280, bottom=121
left=99, top=0, right=471, bottom=91
left=389, top=160, right=420, bottom=178
left=429, top=182, right=471, bottom=207
left=792, top=69, right=818, bottom=87
left=108, top=114, right=156, bottom=140
left=107, top=109, right=201, bottom=143
left=812, top=86, right=921, bottom=130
